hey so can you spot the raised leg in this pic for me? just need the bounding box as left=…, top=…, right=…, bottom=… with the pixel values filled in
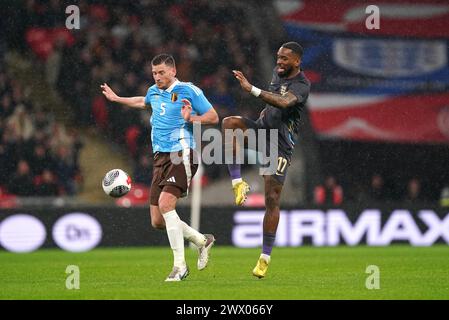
left=222, top=116, right=252, bottom=205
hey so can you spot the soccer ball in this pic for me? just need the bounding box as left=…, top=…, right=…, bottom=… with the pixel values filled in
left=102, top=169, right=132, bottom=198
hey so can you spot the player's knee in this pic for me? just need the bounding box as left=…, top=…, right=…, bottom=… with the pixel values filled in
left=158, top=200, right=175, bottom=214
left=222, top=116, right=240, bottom=129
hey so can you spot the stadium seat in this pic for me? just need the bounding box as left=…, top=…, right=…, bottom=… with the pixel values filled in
left=125, top=125, right=141, bottom=157
left=0, top=186, right=18, bottom=208
left=25, top=28, right=53, bottom=60
left=25, top=27, right=75, bottom=60
left=89, top=5, right=110, bottom=22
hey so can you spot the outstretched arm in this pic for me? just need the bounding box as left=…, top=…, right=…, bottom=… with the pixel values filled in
left=232, top=70, right=298, bottom=109
left=100, top=83, right=147, bottom=109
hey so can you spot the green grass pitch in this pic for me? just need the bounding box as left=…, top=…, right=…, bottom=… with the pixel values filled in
left=1, top=246, right=448, bottom=300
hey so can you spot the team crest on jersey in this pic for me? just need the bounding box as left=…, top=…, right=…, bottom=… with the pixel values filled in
left=171, top=93, right=178, bottom=102
left=280, top=85, right=288, bottom=95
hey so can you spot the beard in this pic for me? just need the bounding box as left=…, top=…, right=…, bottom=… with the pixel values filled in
left=276, top=65, right=293, bottom=78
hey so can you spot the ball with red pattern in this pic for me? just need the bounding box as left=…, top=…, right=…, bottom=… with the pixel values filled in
left=102, top=169, right=132, bottom=198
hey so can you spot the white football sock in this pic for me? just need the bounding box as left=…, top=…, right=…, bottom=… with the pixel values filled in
left=232, top=178, right=242, bottom=187
left=162, top=210, right=185, bottom=268
left=180, top=220, right=206, bottom=247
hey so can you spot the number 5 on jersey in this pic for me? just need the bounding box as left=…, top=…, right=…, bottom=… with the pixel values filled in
left=160, top=103, right=166, bottom=116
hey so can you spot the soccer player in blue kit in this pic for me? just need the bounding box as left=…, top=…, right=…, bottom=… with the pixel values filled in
left=101, top=54, right=219, bottom=281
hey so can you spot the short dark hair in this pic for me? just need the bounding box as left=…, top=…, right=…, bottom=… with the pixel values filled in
left=281, top=41, right=303, bottom=58
left=151, top=53, right=176, bottom=67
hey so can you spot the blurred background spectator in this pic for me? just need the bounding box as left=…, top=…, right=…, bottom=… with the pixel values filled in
left=7, top=160, right=35, bottom=196
left=0, top=59, right=81, bottom=197
left=34, top=169, right=60, bottom=196
left=367, top=174, right=387, bottom=202
left=314, top=176, right=343, bottom=206
left=404, top=178, right=425, bottom=204
left=133, top=154, right=153, bottom=186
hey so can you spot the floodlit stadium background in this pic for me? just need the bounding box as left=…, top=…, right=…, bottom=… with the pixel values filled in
left=0, top=0, right=448, bottom=286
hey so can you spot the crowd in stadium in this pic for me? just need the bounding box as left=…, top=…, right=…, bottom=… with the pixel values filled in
left=0, top=60, right=83, bottom=197
left=313, top=174, right=441, bottom=206
left=17, top=0, right=261, bottom=186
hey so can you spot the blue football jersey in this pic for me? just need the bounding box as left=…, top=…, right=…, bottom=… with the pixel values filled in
left=144, top=80, right=212, bottom=152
